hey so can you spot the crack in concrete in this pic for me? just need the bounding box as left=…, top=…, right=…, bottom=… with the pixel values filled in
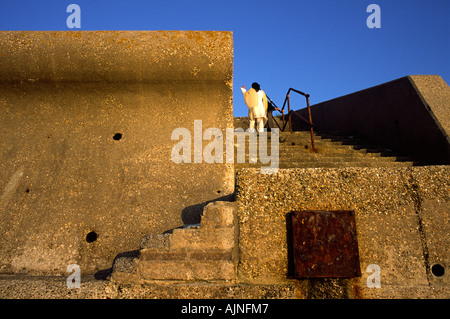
left=407, top=171, right=432, bottom=286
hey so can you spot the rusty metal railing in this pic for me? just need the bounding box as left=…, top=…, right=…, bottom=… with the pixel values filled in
left=265, top=94, right=283, bottom=131
left=280, top=88, right=316, bottom=152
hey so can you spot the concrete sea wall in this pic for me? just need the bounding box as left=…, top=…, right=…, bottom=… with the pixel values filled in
left=0, top=31, right=234, bottom=275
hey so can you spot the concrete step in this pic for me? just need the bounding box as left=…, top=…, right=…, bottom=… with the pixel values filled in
left=236, top=147, right=410, bottom=160
left=281, top=161, right=414, bottom=168
left=282, top=157, right=407, bottom=164
left=234, top=139, right=386, bottom=150
left=236, top=160, right=414, bottom=169
left=236, top=155, right=413, bottom=164
left=234, top=157, right=414, bottom=167
left=234, top=135, right=396, bottom=153
left=232, top=120, right=416, bottom=169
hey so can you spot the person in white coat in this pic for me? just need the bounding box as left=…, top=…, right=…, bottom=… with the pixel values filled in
left=241, top=82, right=268, bottom=132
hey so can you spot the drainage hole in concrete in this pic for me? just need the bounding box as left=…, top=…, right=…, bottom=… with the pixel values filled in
left=86, top=231, right=98, bottom=243
left=113, top=133, right=123, bottom=141
left=431, top=263, right=445, bottom=277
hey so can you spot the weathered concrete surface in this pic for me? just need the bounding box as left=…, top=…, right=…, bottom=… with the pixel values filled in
left=296, top=75, right=450, bottom=164
left=0, top=31, right=234, bottom=275
left=235, top=166, right=449, bottom=298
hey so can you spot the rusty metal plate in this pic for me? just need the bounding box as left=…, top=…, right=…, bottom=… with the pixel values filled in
left=291, top=210, right=361, bottom=278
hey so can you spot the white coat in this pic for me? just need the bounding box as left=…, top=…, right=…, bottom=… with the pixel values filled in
left=241, top=87, right=268, bottom=121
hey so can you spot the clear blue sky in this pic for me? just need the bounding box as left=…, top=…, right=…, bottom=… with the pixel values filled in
left=1, top=0, right=448, bottom=117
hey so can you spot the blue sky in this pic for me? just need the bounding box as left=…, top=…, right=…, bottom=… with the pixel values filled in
left=1, top=0, right=448, bottom=117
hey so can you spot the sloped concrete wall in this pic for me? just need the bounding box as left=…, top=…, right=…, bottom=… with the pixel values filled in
left=0, top=31, right=233, bottom=275
left=296, top=75, right=450, bottom=164
left=235, top=166, right=449, bottom=298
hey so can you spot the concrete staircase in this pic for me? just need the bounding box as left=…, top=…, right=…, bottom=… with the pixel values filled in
left=110, top=118, right=419, bottom=284
left=234, top=117, right=418, bottom=170
left=111, top=201, right=238, bottom=283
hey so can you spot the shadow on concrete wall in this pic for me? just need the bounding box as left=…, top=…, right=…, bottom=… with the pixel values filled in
left=180, top=194, right=235, bottom=225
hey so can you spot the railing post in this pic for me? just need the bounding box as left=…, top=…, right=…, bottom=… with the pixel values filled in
left=306, top=94, right=316, bottom=152
left=287, top=94, right=293, bottom=133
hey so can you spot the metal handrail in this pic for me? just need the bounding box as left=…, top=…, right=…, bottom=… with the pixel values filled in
left=265, top=94, right=283, bottom=131
left=280, top=88, right=316, bottom=152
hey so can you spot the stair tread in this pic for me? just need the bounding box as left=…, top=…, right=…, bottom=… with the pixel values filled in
left=232, top=118, right=416, bottom=168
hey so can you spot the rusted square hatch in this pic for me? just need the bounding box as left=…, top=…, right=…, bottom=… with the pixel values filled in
left=291, top=210, right=361, bottom=278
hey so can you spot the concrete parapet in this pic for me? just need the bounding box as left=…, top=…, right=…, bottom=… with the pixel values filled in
left=0, top=31, right=234, bottom=275
left=0, top=31, right=233, bottom=83
left=297, top=75, right=450, bottom=164
left=235, top=166, right=449, bottom=298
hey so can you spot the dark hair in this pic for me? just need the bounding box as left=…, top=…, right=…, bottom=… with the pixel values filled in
left=251, top=82, right=261, bottom=92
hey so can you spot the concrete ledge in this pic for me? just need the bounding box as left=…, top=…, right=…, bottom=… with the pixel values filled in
left=200, top=200, right=236, bottom=228
left=0, top=31, right=233, bottom=83
left=140, top=249, right=234, bottom=261
left=0, top=274, right=447, bottom=299
left=0, top=275, right=302, bottom=299
left=171, top=228, right=236, bottom=251
left=138, top=260, right=236, bottom=281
